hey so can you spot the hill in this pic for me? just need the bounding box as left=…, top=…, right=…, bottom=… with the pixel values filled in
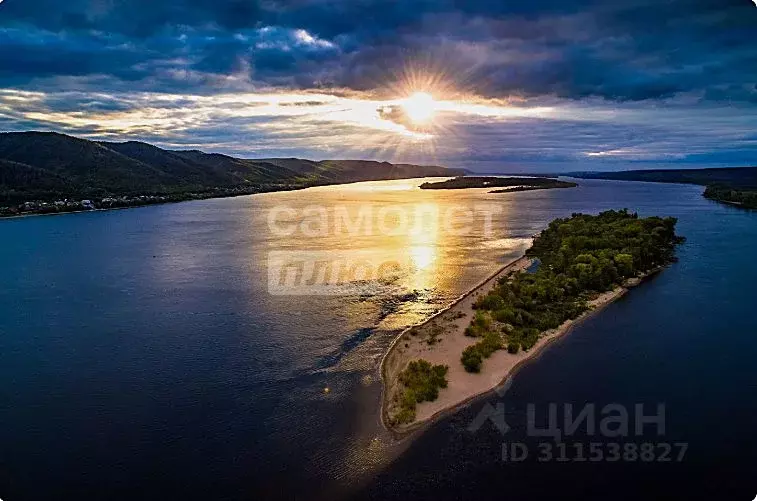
left=0, top=132, right=177, bottom=198
left=259, top=158, right=462, bottom=183
left=569, top=166, right=757, bottom=189
left=0, top=132, right=465, bottom=208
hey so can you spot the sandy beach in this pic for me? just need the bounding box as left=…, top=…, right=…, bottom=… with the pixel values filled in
left=381, top=255, right=649, bottom=436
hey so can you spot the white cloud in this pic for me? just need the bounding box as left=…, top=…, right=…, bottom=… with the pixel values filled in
left=292, top=29, right=335, bottom=49
left=2, top=86, right=757, bottom=170
left=251, top=26, right=337, bottom=52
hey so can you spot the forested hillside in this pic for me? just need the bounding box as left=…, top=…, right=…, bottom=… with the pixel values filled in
left=0, top=131, right=465, bottom=206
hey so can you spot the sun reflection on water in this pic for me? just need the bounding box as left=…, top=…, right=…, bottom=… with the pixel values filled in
left=409, top=245, right=436, bottom=271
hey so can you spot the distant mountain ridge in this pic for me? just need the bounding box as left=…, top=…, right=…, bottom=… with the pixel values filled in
left=568, top=166, right=757, bottom=189
left=568, top=165, right=757, bottom=209
left=0, top=131, right=466, bottom=205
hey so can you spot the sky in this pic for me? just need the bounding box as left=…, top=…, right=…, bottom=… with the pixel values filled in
left=0, top=0, right=756, bottom=172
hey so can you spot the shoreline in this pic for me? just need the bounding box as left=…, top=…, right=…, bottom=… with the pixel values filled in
left=0, top=184, right=317, bottom=221
left=379, top=255, right=531, bottom=436
left=380, top=255, right=663, bottom=439
left=0, top=175, right=454, bottom=221
left=489, top=183, right=577, bottom=194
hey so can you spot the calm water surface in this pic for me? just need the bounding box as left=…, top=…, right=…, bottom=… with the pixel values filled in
left=1, top=178, right=755, bottom=500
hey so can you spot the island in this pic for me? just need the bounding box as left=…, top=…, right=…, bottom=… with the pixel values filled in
left=419, top=176, right=577, bottom=192
left=382, top=209, right=684, bottom=434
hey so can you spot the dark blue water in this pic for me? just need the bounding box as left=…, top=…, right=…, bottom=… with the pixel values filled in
left=359, top=181, right=757, bottom=500
left=1, top=179, right=755, bottom=500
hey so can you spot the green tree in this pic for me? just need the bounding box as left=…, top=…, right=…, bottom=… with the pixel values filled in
left=614, top=253, right=635, bottom=277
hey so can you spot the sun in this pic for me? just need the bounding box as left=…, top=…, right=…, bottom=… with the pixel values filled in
left=402, top=92, right=437, bottom=124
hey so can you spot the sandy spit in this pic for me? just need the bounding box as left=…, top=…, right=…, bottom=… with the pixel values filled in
left=380, top=257, right=658, bottom=438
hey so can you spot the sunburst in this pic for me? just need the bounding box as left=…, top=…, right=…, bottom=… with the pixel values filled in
left=402, top=92, right=437, bottom=124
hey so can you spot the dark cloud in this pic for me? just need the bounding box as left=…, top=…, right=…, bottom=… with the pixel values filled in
left=1, top=0, right=757, bottom=171
left=377, top=105, right=413, bottom=129
left=1, top=0, right=756, bottom=102
left=0, top=28, right=146, bottom=82
left=0, top=0, right=265, bottom=36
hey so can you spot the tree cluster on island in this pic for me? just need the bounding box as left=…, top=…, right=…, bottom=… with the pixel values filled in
left=461, top=209, right=684, bottom=372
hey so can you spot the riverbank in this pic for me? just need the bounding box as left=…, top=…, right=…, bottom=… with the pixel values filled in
left=0, top=174, right=451, bottom=219
left=381, top=256, right=662, bottom=437
left=0, top=183, right=320, bottom=219
left=703, top=186, right=757, bottom=210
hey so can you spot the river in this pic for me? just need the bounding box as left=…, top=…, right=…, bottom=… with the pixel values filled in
left=0, top=178, right=755, bottom=500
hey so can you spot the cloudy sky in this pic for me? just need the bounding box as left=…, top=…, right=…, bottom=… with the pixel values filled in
left=1, top=0, right=756, bottom=172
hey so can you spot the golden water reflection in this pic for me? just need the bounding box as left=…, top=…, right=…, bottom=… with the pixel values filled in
left=245, top=177, right=543, bottom=490
left=259, top=178, right=533, bottom=332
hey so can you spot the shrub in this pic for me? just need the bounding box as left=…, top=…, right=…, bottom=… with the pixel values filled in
left=478, top=331, right=503, bottom=357
left=476, top=293, right=505, bottom=311
left=507, top=342, right=520, bottom=354
left=393, top=359, right=450, bottom=424
left=493, top=308, right=516, bottom=323
left=461, top=346, right=483, bottom=373
left=465, top=325, right=482, bottom=337
left=461, top=331, right=503, bottom=372
left=520, top=328, right=541, bottom=351
left=398, top=360, right=449, bottom=401
left=393, top=407, right=416, bottom=425
left=474, top=310, right=492, bottom=329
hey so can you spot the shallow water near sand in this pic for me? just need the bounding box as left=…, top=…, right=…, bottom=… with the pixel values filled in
left=1, top=178, right=755, bottom=500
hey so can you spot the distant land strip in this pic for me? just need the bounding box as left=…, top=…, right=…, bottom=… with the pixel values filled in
left=568, top=167, right=757, bottom=209
left=420, top=176, right=577, bottom=191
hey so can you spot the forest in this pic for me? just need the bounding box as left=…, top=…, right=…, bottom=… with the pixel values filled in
left=461, top=209, right=684, bottom=372
left=703, top=186, right=757, bottom=209
left=0, top=131, right=464, bottom=209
